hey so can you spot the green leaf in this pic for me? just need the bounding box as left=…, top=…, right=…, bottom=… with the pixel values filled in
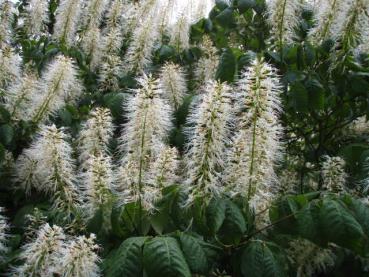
left=237, top=0, right=256, bottom=13
left=215, top=48, right=236, bottom=83
left=179, top=233, right=216, bottom=274
left=319, top=198, right=364, bottom=252
left=105, top=237, right=147, bottom=277
left=289, top=82, right=308, bottom=113
left=206, top=198, right=226, bottom=234
left=143, top=237, right=191, bottom=277
left=241, top=240, right=288, bottom=277
left=215, top=7, right=235, bottom=28
left=0, top=143, right=4, bottom=162
left=219, top=200, right=247, bottom=244
left=0, top=124, right=14, bottom=145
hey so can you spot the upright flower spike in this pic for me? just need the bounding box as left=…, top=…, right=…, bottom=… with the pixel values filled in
left=26, top=0, right=49, bottom=36
left=185, top=81, right=233, bottom=204
left=0, top=208, right=9, bottom=260
left=53, top=0, right=82, bottom=46
left=194, top=36, right=219, bottom=88
left=321, top=156, right=347, bottom=192
left=30, top=55, right=82, bottom=124
left=81, top=27, right=103, bottom=71
left=55, top=234, right=100, bottom=277
left=331, top=0, right=369, bottom=67
left=124, top=15, right=160, bottom=73
left=159, top=62, right=187, bottom=110
left=80, top=154, right=114, bottom=221
left=13, top=224, right=66, bottom=276
left=18, top=125, right=81, bottom=220
left=0, top=1, right=14, bottom=48
left=266, top=0, right=301, bottom=50
left=308, top=0, right=352, bottom=45
left=78, top=107, right=114, bottom=165
left=4, top=73, right=38, bottom=121
left=169, top=12, right=191, bottom=52
left=105, top=0, right=123, bottom=30
left=0, top=47, right=20, bottom=90
left=224, top=59, right=282, bottom=211
left=116, top=74, right=172, bottom=211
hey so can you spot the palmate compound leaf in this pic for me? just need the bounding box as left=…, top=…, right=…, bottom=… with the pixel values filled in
left=241, top=240, right=288, bottom=277
left=105, top=237, right=147, bottom=277
left=143, top=236, right=191, bottom=277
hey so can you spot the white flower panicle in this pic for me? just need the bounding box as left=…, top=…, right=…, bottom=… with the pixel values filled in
left=287, top=239, right=336, bottom=277
left=266, top=0, right=301, bottom=48
left=169, top=12, right=191, bottom=52
left=16, top=125, right=81, bottom=219
left=78, top=107, right=114, bottom=164
left=102, top=27, right=123, bottom=57
left=194, top=36, right=219, bottom=88
left=120, top=74, right=172, bottom=162
left=81, top=27, right=103, bottom=70
left=30, top=55, right=82, bottom=124
left=0, top=208, right=9, bottom=259
left=0, top=47, right=21, bottom=89
left=14, top=149, right=40, bottom=194
left=4, top=73, right=38, bottom=121
left=146, top=145, right=179, bottom=188
left=26, top=0, right=49, bottom=36
left=224, top=58, right=282, bottom=204
left=14, top=223, right=66, bottom=277
left=308, top=0, right=352, bottom=45
left=0, top=1, right=14, bottom=48
left=333, top=0, right=369, bottom=60
left=116, top=74, right=172, bottom=211
left=321, top=156, right=347, bottom=192
left=98, top=55, right=122, bottom=91
left=53, top=0, right=82, bottom=46
left=159, top=62, right=187, bottom=110
left=106, top=0, right=124, bottom=30
left=124, top=15, right=160, bottom=73
left=185, top=81, right=233, bottom=203
left=80, top=155, right=114, bottom=219
left=56, top=234, right=100, bottom=277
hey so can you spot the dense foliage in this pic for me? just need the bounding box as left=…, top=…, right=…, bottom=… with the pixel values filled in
left=0, top=0, right=369, bottom=276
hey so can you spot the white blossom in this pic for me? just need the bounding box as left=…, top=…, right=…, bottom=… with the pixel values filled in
left=30, top=55, right=82, bottom=124
left=81, top=0, right=108, bottom=30
left=98, top=54, right=122, bottom=91
left=81, top=27, right=103, bottom=70
left=0, top=47, right=20, bottom=90
left=53, top=0, right=82, bottom=46
left=13, top=224, right=66, bottom=277
left=26, top=0, right=49, bottom=36
left=4, top=73, right=38, bottom=121
left=0, top=208, right=9, bottom=259
left=78, top=107, right=114, bottom=165
left=159, top=62, right=187, bottom=110
left=0, top=1, right=15, bottom=48
left=169, top=12, right=191, bottom=52
left=55, top=234, right=100, bottom=277
left=321, top=156, right=347, bottom=192
left=185, top=81, right=233, bottom=204
left=266, top=0, right=301, bottom=49
left=224, top=58, right=282, bottom=214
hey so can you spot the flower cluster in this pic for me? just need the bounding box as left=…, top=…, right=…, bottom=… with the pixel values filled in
left=321, top=156, right=347, bottom=193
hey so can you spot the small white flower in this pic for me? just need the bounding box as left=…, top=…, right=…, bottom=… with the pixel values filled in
left=30, top=55, right=82, bottom=124
left=169, top=12, right=191, bottom=52
left=266, top=0, right=302, bottom=48
left=159, top=62, right=187, bottom=110
left=53, top=0, right=82, bottom=46
left=55, top=234, right=100, bottom=277
left=321, top=156, right=347, bottom=192
left=14, top=223, right=66, bottom=276
left=26, top=0, right=49, bottom=36
left=185, top=80, right=233, bottom=204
